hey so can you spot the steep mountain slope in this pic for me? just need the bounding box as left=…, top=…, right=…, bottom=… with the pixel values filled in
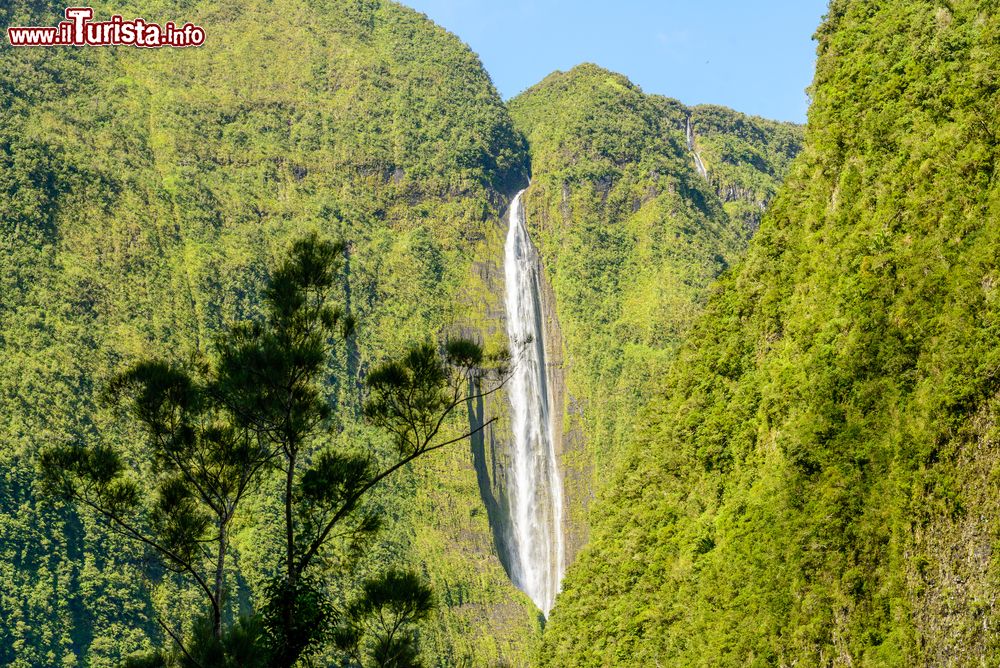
left=541, top=2, right=1000, bottom=665
left=0, top=1, right=536, bottom=665
left=507, top=65, right=803, bottom=559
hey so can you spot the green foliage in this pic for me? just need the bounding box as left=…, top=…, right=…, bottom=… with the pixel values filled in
left=215, top=234, right=506, bottom=666
left=689, top=103, right=804, bottom=235
left=41, top=352, right=274, bottom=646
left=39, top=230, right=507, bottom=666
left=262, top=575, right=336, bottom=667
left=334, top=570, right=435, bottom=668
left=541, top=2, right=1000, bottom=666
left=123, top=614, right=270, bottom=668
left=507, top=64, right=802, bottom=549
left=364, top=340, right=501, bottom=460
left=0, top=0, right=536, bottom=665
left=183, top=615, right=270, bottom=668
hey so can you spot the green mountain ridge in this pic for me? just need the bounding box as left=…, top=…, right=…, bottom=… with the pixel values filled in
left=508, top=64, right=803, bottom=558
left=0, top=1, right=536, bottom=665
left=540, top=1, right=1000, bottom=665
left=20, top=1, right=987, bottom=666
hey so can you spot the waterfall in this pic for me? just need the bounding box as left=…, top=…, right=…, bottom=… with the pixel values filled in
left=502, top=189, right=565, bottom=616
left=687, top=117, right=709, bottom=180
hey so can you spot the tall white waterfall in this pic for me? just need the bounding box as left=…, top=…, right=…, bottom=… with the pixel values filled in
left=503, top=189, right=565, bottom=616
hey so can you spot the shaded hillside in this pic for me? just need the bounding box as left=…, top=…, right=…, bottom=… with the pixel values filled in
left=0, top=0, right=536, bottom=665
left=508, top=64, right=803, bottom=560
left=541, top=2, right=1000, bottom=665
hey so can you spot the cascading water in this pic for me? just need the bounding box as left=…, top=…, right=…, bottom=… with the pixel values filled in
left=502, top=189, right=565, bottom=616
left=687, top=116, right=709, bottom=180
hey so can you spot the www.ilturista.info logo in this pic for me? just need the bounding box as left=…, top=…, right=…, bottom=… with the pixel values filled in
left=6, top=7, right=205, bottom=47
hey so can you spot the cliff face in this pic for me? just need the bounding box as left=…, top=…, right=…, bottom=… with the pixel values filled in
left=539, top=3, right=1000, bottom=666
left=11, top=0, right=962, bottom=665
left=0, top=0, right=538, bottom=665
left=507, top=64, right=804, bottom=570
left=536, top=262, right=590, bottom=566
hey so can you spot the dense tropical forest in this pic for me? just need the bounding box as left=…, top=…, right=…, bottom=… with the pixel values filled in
left=0, top=1, right=535, bottom=664
left=2, top=0, right=999, bottom=666
left=541, top=1, right=1000, bottom=665
left=509, top=66, right=802, bottom=553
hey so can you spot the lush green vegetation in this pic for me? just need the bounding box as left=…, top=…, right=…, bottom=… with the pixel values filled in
left=12, top=0, right=995, bottom=665
left=0, top=15, right=803, bottom=656
left=40, top=234, right=505, bottom=666
left=0, top=1, right=537, bottom=665
left=508, top=65, right=802, bottom=554
left=541, top=2, right=1000, bottom=665
left=691, top=104, right=803, bottom=235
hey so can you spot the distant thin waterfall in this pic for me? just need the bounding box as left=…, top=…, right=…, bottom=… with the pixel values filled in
left=502, top=189, right=565, bottom=616
left=687, top=117, right=709, bottom=180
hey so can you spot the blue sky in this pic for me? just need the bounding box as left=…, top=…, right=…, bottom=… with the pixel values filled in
left=399, top=1, right=829, bottom=124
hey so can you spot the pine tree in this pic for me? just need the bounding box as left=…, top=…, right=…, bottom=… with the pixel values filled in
left=40, top=358, right=272, bottom=651
left=42, top=234, right=508, bottom=666
left=216, top=235, right=510, bottom=665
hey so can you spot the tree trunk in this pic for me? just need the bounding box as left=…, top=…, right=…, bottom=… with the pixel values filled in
left=280, top=449, right=298, bottom=667
left=215, top=516, right=228, bottom=640
left=285, top=455, right=296, bottom=585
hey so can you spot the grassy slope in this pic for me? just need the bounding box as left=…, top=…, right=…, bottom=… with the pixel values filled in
left=0, top=0, right=537, bottom=665
left=540, top=2, right=1000, bottom=665
left=508, top=64, right=803, bottom=560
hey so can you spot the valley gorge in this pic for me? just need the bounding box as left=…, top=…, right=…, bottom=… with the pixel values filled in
left=3, top=1, right=1000, bottom=666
